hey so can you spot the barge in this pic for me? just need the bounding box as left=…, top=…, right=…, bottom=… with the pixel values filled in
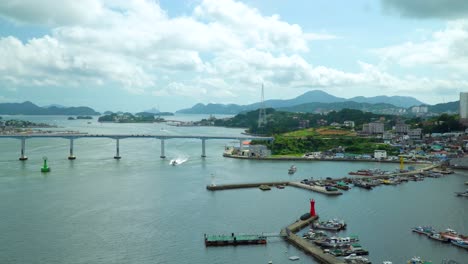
left=204, top=233, right=267, bottom=246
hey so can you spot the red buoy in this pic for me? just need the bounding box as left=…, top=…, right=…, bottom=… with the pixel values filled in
left=310, top=199, right=316, bottom=217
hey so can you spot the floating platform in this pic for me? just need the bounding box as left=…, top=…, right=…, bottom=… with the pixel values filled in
left=204, top=233, right=266, bottom=246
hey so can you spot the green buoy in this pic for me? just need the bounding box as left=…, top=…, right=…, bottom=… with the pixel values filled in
left=41, top=156, right=50, bottom=173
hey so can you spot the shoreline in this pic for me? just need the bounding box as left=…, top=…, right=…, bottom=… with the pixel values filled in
left=223, top=154, right=431, bottom=165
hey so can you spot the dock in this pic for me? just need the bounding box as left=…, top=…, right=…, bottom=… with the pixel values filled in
left=281, top=216, right=346, bottom=264
left=207, top=181, right=342, bottom=195
left=288, top=182, right=342, bottom=195
left=204, top=233, right=267, bottom=246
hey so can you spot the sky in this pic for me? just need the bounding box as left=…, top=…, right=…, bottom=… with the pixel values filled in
left=1, top=0, right=468, bottom=112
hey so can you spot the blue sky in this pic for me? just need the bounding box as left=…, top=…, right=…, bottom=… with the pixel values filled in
left=0, top=0, right=468, bottom=112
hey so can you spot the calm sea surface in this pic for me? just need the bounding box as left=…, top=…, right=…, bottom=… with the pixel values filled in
left=0, top=115, right=467, bottom=264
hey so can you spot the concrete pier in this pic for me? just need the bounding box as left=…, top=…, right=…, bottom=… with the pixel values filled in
left=19, top=138, right=27, bottom=161
left=160, top=139, right=166, bottom=159
left=206, top=181, right=342, bottom=196
left=114, top=138, right=121, bottom=159
left=206, top=181, right=290, bottom=191
left=280, top=216, right=346, bottom=264
left=68, top=138, right=76, bottom=160
left=289, top=182, right=342, bottom=195
left=201, top=139, right=206, bottom=158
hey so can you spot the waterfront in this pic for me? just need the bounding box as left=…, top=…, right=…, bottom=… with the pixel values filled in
left=0, top=116, right=467, bottom=264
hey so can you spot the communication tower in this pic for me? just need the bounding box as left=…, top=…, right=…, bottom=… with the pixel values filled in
left=258, top=83, right=267, bottom=129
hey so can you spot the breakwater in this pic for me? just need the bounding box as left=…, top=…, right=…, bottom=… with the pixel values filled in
left=207, top=181, right=342, bottom=195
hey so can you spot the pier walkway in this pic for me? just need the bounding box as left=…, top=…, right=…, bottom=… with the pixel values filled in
left=0, top=133, right=273, bottom=160
left=206, top=181, right=342, bottom=196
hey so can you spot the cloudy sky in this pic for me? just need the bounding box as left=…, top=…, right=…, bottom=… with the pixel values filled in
left=1, top=0, right=468, bottom=112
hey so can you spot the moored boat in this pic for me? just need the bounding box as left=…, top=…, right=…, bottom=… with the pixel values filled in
left=344, top=254, right=371, bottom=264
left=315, top=235, right=359, bottom=248
left=411, top=226, right=435, bottom=236
left=313, top=219, right=347, bottom=231
left=455, top=189, right=468, bottom=197
left=407, top=256, right=432, bottom=264
left=427, top=233, right=449, bottom=243
left=259, top=185, right=271, bottom=191
left=451, top=238, right=468, bottom=249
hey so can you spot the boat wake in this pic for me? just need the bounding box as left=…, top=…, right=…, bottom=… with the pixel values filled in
left=169, top=157, right=188, bottom=166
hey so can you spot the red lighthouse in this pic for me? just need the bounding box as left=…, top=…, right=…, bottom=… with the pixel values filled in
left=310, top=199, right=316, bottom=217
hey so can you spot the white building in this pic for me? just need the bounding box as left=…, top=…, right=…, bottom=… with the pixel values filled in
left=374, top=150, right=387, bottom=159
left=411, top=106, right=428, bottom=114
left=344, top=121, right=355, bottom=128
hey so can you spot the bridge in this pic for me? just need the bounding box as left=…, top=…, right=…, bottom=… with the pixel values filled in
left=0, top=134, right=274, bottom=160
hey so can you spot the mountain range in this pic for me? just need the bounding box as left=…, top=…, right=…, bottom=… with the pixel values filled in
left=176, top=90, right=426, bottom=114
left=0, top=101, right=100, bottom=115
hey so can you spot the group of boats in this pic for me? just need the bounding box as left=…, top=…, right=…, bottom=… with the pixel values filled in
left=302, top=219, right=370, bottom=262
left=348, top=168, right=389, bottom=176
left=412, top=226, right=468, bottom=249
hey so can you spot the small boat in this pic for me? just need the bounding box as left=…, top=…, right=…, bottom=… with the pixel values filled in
left=407, top=256, right=432, bottom=264
left=353, top=180, right=373, bottom=190
left=325, top=185, right=338, bottom=192
left=344, top=254, right=371, bottom=264
left=455, top=189, right=468, bottom=197
left=259, top=185, right=271, bottom=191
left=451, top=238, right=468, bottom=249
left=288, top=165, right=297, bottom=174
left=313, top=219, right=347, bottom=231
left=288, top=256, right=300, bottom=261
left=335, top=181, right=350, bottom=190
left=411, top=226, right=435, bottom=235
left=315, top=236, right=359, bottom=248
left=303, top=230, right=328, bottom=241
left=349, top=169, right=373, bottom=176
left=276, top=185, right=285, bottom=189
left=427, top=233, right=449, bottom=243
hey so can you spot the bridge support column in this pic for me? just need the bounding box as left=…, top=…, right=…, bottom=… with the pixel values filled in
left=201, top=139, right=206, bottom=158
left=19, top=138, right=28, bottom=161
left=160, top=139, right=166, bottom=159
left=68, top=138, right=76, bottom=160
left=114, top=139, right=121, bottom=159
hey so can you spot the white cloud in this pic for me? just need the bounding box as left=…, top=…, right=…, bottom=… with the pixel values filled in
left=375, top=20, right=468, bottom=71
left=0, top=0, right=466, bottom=107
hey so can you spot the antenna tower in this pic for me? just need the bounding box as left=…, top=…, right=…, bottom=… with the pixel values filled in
left=258, top=83, right=267, bottom=129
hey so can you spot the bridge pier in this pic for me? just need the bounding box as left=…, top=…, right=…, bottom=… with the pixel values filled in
left=160, top=139, right=166, bottom=159
left=114, top=139, right=121, bottom=159
left=201, top=139, right=206, bottom=158
left=68, top=138, right=76, bottom=160
left=19, top=138, right=28, bottom=161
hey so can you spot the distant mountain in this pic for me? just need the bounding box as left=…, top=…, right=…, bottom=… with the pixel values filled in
left=143, top=107, right=160, bottom=114
left=0, top=101, right=100, bottom=115
left=427, top=101, right=458, bottom=114
left=278, top=101, right=404, bottom=115
left=349, top=95, right=424, bottom=108
left=135, top=111, right=174, bottom=116
left=44, top=104, right=66, bottom=108
left=177, top=90, right=424, bottom=114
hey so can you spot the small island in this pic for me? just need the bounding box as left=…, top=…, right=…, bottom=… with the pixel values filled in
left=0, top=119, right=58, bottom=134
left=98, top=113, right=166, bottom=123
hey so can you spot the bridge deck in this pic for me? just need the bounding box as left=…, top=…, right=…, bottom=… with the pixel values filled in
left=0, top=134, right=274, bottom=141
